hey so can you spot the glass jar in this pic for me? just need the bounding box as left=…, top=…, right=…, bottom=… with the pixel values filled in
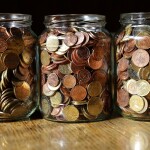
left=0, top=13, right=38, bottom=121
left=39, top=14, right=112, bottom=122
left=115, top=12, right=150, bottom=121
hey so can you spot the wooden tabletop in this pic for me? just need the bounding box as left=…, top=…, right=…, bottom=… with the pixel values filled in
left=0, top=114, right=149, bottom=150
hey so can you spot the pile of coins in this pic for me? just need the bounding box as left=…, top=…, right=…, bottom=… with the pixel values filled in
left=0, top=26, right=36, bottom=119
left=39, top=28, right=112, bottom=122
left=116, top=24, right=150, bottom=119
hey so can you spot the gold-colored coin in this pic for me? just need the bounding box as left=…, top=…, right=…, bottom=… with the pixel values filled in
left=136, top=80, right=150, bottom=96
left=87, top=81, right=102, bottom=97
left=137, top=97, right=148, bottom=114
left=87, top=97, right=103, bottom=116
left=14, top=81, right=31, bottom=101
left=72, top=100, right=87, bottom=106
left=62, top=105, right=79, bottom=121
left=50, top=91, right=62, bottom=107
left=40, top=50, right=50, bottom=66
left=22, top=49, right=34, bottom=65
left=58, top=63, right=72, bottom=75
left=129, top=95, right=144, bottom=112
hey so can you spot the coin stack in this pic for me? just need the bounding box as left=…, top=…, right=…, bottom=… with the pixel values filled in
left=116, top=24, right=150, bottom=119
left=39, top=27, right=112, bottom=122
left=0, top=26, right=36, bottom=119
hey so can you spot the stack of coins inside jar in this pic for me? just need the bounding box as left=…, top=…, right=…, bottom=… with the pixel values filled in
left=116, top=24, right=150, bottom=120
left=0, top=25, right=36, bottom=119
left=39, top=15, right=112, bottom=122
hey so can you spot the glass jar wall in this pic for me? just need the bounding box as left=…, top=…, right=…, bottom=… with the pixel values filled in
left=39, top=14, right=112, bottom=122
left=115, top=12, right=150, bottom=121
left=0, top=13, right=38, bottom=121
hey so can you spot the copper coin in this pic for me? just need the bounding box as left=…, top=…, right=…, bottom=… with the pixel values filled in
left=87, top=81, right=102, bottom=97
left=2, top=50, right=20, bottom=69
left=139, top=64, right=150, bottom=80
left=0, top=26, right=11, bottom=40
left=82, top=32, right=90, bottom=46
left=42, top=83, right=55, bottom=96
left=47, top=73, right=59, bottom=87
left=13, top=68, right=28, bottom=81
left=41, top=50, right=50, bottom=66
left=118, top=71, right=129, bottom=81
left=87, top=97, right=103, bottom=116
left=70, top=85, right=87, bottom=101
left=0, top=38, right=7, bottom=52
left=117, top=88, right=129, bottom=107
left=88, top=31, right=97, bottom=39
left=39, top=32, right=48, bottom=44
left=70, top=62, right=85, bottom=74
left=14, top=81, right=31, bottom=101
left=22, top=49, right=34, bottom=65
left=23, top=34, right=36, bottom=47
left=131, top=49, right=149, bottom=67
left=76, top=47, right=90, bottom=60
left=18, top=65, right=29, bottom=77
left=64, top=32, right=77, bottom=47
left=77, top=69, right=91, bottom=84
left=60, top=86, right=70, bottom=97
left=88, top=55, right=103, bottom=70
left=117, top=57, right=129, bottom=72
left=124, top=39, right=136, bottom=52
left=92, top=70, right=107, bottom=87
left=62, top=75, right=76, bottom=89
left=136, top=35, right=150, bottom=49
left=0, top=53, right=6, bottom=73
left=10, top=27, right=23, bottom=37
left=74, top=32, right=85, bottom=45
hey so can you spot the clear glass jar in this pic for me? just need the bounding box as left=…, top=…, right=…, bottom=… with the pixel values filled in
left=115, top=12, right=150, bottom=121
left=39, top=14, right=112, bottom=122
left=0, top=13, right=38, bottom=121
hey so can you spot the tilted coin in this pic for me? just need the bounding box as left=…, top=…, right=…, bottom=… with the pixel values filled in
left=128, top=66, right=140, bottom=80
left=0, top=26, right=11, bottom=40
left=87, top=81, right=102, bottom=97
left=47, top=73, right=59, bottom=87
left=40, top=50, right=50, bottom=66
left=0, top=38, right=7, bottom=52
left=62, top=105, right=79, bottom=121
left=117, top=57, right=129, bottom=72
left=137, top=97, right=148, bottom=114
left=129, top=95, right=144, bottom=112
left=139, top=64, right=150, bottom=80
left=123, top=38, right=136, bottom=52
left=14, top=81, right=31, bottom=101
left=74, top=32, right=85, bottom=45
left=58, top=63, right=72, bottom=75
left=39, top=32, right=48, bottom=44
left=42, top=83, right=55, bottom=96
left=136, top=35, right=150, bottom=49
left=22, top=49, right=34, bottom=65
left=116, top=30, right=125, bottom=44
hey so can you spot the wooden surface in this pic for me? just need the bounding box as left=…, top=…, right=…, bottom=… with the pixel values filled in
left=0, top=115, right=149, bottom=150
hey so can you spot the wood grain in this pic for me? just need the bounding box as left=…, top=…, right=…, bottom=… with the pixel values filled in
left=0, top=117, right=149, bottom=150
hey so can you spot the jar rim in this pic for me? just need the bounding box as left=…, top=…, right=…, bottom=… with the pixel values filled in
left=0, top=13, right=32, bottom=22
left=44, top=14, right=105, bottom=24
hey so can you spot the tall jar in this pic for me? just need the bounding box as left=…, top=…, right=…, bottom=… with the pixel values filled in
left=39, top=14, right=112, bottom=122
left=0, top=13, right=38, bottom=121
left=115, top=12, right=150, bottom=121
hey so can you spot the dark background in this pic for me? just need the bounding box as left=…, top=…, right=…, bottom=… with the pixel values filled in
left=1, top=0, right=149, bottom=35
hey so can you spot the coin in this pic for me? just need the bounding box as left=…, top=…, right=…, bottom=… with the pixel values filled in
left=139, top=64, right=150, bottom=80
left=117, top=57, right=129, bottom=72
left=74, top=32, right=85, bottom=45
left=76, top=47, right=90, bottom=60
left=47, top=73, right=59, bottom=87
left=58, top=63, right=72, bottom=75
left=125, top=79, right=137, bottom=95
left=124, top=39, right=136, bottom=52
left=131, top=49, right=149, bottom=68
left=22, top=49, right=34, bottom=65
left=39, top=32, right=48, bottom=44
left=10, top=27, right=23, bottom=37
left=87, top=81, right=102, bottom=97
left=116, top=30, right=125, bottom=44
left=70, top=85, right=87, bottom=101
left=87, top=97, right=103, bottom=116
left=0, top=26, right=11, bottom=40
left=64, top=32, right=77, bottom=47
left=62, top=75, right=76, bottom=89
left=136, top=36, right=150, bottom=49
left=42, top=83, right=55, bottom=96
left=0, top=38, right=7, bottom=52
left=46, top=34, right=59, bottom=52
left=117, top=88, right=129, bottom=107
left=137, top=97, right=148, bottom=114
left=50, top=92, right=63, bottom=107
left=118, top=71, right=129, bottom=80
left=14, top=81, right=31, bottom=101
left=62, top=105, right=79, bottom=121
left=129, top=95, right=144, bottom=112
left=40, top=50, right=50, bottom=66
left=70, top=62, right=85, bottom=74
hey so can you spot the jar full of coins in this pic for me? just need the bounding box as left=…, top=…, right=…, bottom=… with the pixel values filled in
left=0, top=13, right=38, bottom=121
left=115, top=12, right=150, bottom=121
left=39, top=14, right=112, bottom=122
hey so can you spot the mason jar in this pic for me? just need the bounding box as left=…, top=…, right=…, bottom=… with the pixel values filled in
left=0, top=13, right=38, bottom=121
left=115, top=12, right=150, bottom=121
left=39, top=14, right=112, bottom=122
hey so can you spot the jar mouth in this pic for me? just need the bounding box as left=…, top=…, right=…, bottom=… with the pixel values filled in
left=120, top=12, right=150, bottom=24
left=44, top=14, right=106, bottom=25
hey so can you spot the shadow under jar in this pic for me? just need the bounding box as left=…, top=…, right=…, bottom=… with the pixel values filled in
left=115, top=12, right=150, bottom=121
left=0, top=13, right=38, bottom=121
left=39, top=14, right=112, bottom=122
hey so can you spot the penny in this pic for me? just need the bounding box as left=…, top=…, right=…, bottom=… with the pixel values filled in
left=87, top=81, right=102, bottom=97
left=70, top=85, right=87, bottom=101
left=123, top=39, right=136, bottom=52
left=13, top=68, right=28, bottom=81
left=136, top=80, right=150, bottom=96
left=58, top=63, right=72, bottom=75
left=76, top=47, right=90, bottom=60
left=129, top=95, right=144, bottom=112
left=119, top=71, right=129, bottom=80
left=2, top=50, right=20, bottom=69
left=0, top=26, right=11, bottom=40
left=117, top=88, right=129, bottom=107
left=77, top=69, right=91, bottom=84
left=46, top=34, right=59, bottom=52
left=125, top=79, right=137, bottom=95
left=64, top=32, right=77, bottom=47
left=131, top=49, right=149, bottom=68
left=50, top=92, right=63, bottom=107
left=62, top=75, right=76, bottom=89
left=88, top=55, right=103, bottom=70
left=62, top=105, right=79, bottom=121
left=18, top=65, right=29, bottom=76
left=0, top=53, right=6, bottom=73
left=47, top=81, right=61, bottom=91
left=116, top=30, right=125, bottom=44
left=47, top=73, right=59, bottom=87
left=74, top=32, right=85, bottom=45
left=42, top=83, right=55, bottom=96
left=70, top=62, right=85, bottom=74
left=117, top=57, right=129, bottom=72
left=39, top=32, right=48, bottom=44
left=40, top=50, right=50, bottom=66
left=60, top=86, right=70, bottom=97
left=136, top=35, right=150, bottom=49
left=0, top=38, right=7, bottom=52
left=82, top=32, right=90, bottom=46
left=22, top=49, right=34, bottom=65
left=14, top=81, right=31, bottom=101
left=87, top=97, right=103, bottom=116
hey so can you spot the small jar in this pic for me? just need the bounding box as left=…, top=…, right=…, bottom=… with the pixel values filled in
left=115, top=12, right=150, bottom=121
left=0, top=13, right=38, bottom=121
left=39, top=14, right=112, bottom=122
